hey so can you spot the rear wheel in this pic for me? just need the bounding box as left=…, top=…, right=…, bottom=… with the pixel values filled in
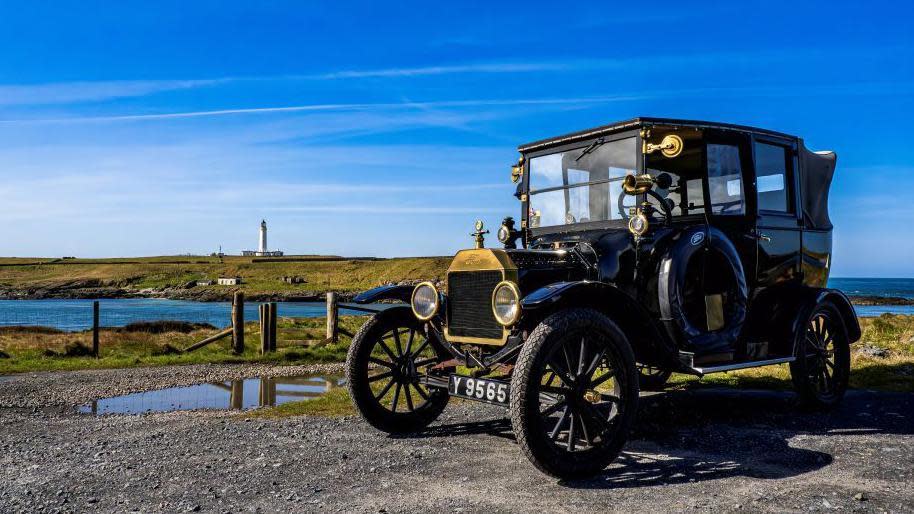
left=346, top=307, right=450, bottom=433
left=789, top=301, right=850, bottom=408
left=510, top=308, right=639, bottom=479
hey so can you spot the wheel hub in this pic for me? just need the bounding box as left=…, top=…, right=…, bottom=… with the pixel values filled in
left=583, top=390, right=601, bottom=404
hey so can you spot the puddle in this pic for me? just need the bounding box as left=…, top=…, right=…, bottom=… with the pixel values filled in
left=78, top=375, right=345, bottom=415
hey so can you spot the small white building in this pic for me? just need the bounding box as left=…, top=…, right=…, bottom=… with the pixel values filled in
left=217, top=277, right=242, bottom=286
left=242, top=220, right=284, bottom=257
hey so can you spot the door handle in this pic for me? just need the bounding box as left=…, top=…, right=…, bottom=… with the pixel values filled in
left=751, top=231, right=771, bottom=242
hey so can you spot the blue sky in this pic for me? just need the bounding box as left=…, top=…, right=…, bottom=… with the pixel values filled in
left=0, top=0, right=912, bottom=277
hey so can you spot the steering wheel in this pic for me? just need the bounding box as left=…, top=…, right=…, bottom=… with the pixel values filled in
left=616, top=188, right=673, bottom=226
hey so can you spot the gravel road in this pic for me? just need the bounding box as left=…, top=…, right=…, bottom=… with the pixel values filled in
left=1, top=365, right=912, bottom=513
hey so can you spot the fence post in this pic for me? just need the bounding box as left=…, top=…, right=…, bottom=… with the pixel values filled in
left=326, top=292, right=338, bottom=343
left=259, top=304, right=268, bottom=355
left=92, top=301, right=100, bottom=358
left=270, top=302, right=278, bottom=352
left=232, top=291, right=245, bottom=354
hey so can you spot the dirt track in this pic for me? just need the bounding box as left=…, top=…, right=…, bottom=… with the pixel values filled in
left=0, top=366, right=912, bottom=513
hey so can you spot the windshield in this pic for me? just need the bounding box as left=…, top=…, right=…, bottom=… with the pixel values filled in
left=527, top=129, right=739, bottom=229
left=527, top=137, right=637, bottom=228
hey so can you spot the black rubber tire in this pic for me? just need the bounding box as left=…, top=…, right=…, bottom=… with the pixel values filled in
left=789, top=301, right=851, bottom=409
left=346, top=306, right=449, bottom=433
left=637, top=366, right=672, bottom=391
left=510, top=308, right=639, bottom=479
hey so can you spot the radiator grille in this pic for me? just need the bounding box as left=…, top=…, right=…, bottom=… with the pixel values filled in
left=447, top=271, right=504, bottom=340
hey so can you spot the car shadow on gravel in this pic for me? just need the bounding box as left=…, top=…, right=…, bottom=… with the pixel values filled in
left=405, top=387, right=913, bottom=489
left=561, top=387, right=914, bottom=489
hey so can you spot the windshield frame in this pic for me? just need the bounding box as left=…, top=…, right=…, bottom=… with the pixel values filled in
left=522, top=128, right=643, bottom=236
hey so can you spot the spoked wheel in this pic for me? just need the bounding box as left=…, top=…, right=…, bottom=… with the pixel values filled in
left=511, top=308, right=639, bottom=479
left=637, top=364, right=672, bottom=391
left=347, top=307, right=450, bottom=433
left=789, top=301, right=850, bottom=408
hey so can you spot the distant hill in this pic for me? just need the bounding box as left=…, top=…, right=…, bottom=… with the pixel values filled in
left=0, top=255, right=451, bottom=301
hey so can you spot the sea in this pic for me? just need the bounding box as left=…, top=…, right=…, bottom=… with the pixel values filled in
left=0, top=278, right=911, bottom=332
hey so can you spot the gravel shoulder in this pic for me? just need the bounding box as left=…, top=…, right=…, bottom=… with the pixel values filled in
left=1, top=367, right=912, bottom=513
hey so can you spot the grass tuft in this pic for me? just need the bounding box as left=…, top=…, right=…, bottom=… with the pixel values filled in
left=245, top=387, right=355, bottom=418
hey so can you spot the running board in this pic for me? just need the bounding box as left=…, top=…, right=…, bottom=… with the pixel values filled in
left=693, top=357, right=795, bottom=375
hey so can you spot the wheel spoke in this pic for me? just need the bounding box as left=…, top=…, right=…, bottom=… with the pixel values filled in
left=404, top=329, right=415, bottom=356
left=544, top=370, right=558, bottom=388
left=376, top=340, right=398, bottom=361
left=374, top=378, right=395, bottom=400
left=590, top=369, right=616, bottom=389
left=567, top=414, right=577, bottom=451
left=584, top=348, right=608, bottom=379
left=368, top=371, right=393, bottom=383
left=550, top=407, right=570, bottom=441
left=540, top=399, right=567, bottom=417
left=548, top=360, right=576, bottom=388
left=412, top=382, right=430, bottom=401
left=577, top=337, right=588, bottom=377
left=577, top=412, right=593, bottom=447
left=581, top=402, right=614, bottom=435
left=540, top=385, right=574, bottom=396
left=413, top=358, right=437, bottom=368
left=403, top=383, right=415, bottom=411
left=392, top=329, right=403, bottom=357
left=391, top=383, right=402, bottom=412
left=411, top=337, right=431, bottom=358
left=368, top=357, right=394, bottom=369
left=562, top=345, right=576, bottom=381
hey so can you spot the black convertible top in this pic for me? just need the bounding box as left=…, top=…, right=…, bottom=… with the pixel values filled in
left=799, top=143, right=837, bottom=231
left=517, top=117, right=797, bottom=153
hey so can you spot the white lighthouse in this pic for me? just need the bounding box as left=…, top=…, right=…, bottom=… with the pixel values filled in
left=259, top=219, right=268, bottom=254
left=242, top=220, right=284, bottom=257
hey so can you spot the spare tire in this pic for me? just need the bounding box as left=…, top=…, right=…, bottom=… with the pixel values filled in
left=658, top=226, right=748, bottom=356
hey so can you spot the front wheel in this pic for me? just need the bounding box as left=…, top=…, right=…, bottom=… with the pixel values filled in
left=789, top=301, right=851, bottom=409
left=510, top=308, right=639, bottom=479
left=346, top=307, right=450, bottom=433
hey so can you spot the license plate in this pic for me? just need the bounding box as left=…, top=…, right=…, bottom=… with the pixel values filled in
left=448, top=375, right=510, bottom=406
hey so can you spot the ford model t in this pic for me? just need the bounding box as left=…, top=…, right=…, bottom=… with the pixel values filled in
left=345, top=117, right=860, bottom=478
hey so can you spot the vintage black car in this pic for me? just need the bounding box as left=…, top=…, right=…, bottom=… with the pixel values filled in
left=345, top=117, right=860, bottom=478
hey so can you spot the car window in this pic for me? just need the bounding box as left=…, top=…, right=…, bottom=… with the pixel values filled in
left=754, top=142, right=791, bottom=213
left=707, top=144, right=745, bottom=215
left=527, top=138, right=637, bottom=227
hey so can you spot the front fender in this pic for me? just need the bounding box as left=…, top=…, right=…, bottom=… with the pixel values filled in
left=521, top=281, right=683, bottom=371
left=352, top=284, right=414, bottom=304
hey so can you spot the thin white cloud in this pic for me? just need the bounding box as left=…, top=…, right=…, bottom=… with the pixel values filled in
left=0, top=79, right=227, bottom=106
left=308, top=62, right=570, bottom=79
left=0, top=95, right=646, bottom=124
left=5, top=80, right=912, bottom=125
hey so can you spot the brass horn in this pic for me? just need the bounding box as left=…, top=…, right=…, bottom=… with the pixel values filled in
left=510, top=156, right=525, bottom=183
left=623, top=174, right=655, bottom=195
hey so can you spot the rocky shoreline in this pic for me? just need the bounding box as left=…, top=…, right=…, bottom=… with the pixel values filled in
left=0, top=281, right=355, bottom=302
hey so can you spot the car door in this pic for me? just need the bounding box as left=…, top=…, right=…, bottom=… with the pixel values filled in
left=703, top=132, right=757, bottom=284
left=752, top=136, right=802, bottom=289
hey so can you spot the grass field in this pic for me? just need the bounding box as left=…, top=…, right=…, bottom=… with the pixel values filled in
left=0, top=315, right=366, bottom=374
left=0, top=255, right=451, bottom=296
